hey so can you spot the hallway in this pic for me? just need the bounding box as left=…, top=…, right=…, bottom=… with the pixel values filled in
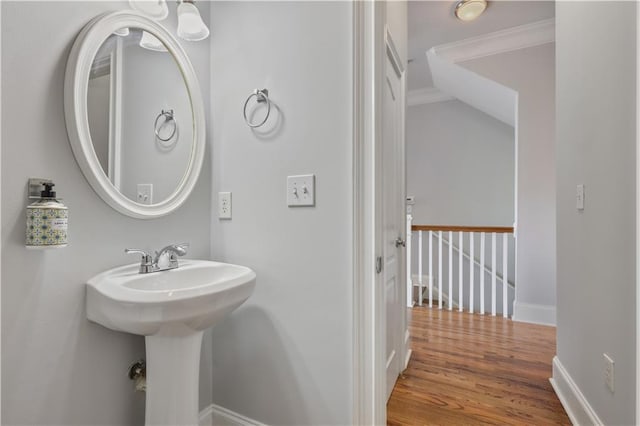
left=387, top=306, right=570, bottom=425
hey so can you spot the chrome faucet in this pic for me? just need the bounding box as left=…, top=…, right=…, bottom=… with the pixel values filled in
left=125, top=243, right=189, bottom=274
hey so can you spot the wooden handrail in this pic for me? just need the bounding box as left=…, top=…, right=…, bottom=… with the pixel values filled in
left=412, top=225, right=514, bottom=234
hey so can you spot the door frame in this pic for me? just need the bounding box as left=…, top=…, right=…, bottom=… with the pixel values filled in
left=353, top=1, right=403, bottom=424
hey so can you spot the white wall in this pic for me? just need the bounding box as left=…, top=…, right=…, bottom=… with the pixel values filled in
left=407, top=99, right=515, bottom=226
left=463, top=43, right=556, bottom=324
left=1, top=2, right=212, bottom=424
left=555, top=2, right=636, bottom=424
left=209, top=2, right=353, bottom=424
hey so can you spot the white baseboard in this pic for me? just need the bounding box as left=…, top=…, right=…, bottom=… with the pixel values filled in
left=550, top=356, right=603, bottom=425
left=199, top=404, right=266, bottom=426
left=411, top=274, right=458, bottom=309
left=512, top=301, right=556, bottom=326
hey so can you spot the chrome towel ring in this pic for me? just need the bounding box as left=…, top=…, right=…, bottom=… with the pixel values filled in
left=243, top=88, right=271, bottom=128
left=154, top=109, right=178, bottom=143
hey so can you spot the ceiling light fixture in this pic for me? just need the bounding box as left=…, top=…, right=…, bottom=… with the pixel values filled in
left=129, top=0, right=210, bottom=42
left=455, top=0, right=488, bottom=22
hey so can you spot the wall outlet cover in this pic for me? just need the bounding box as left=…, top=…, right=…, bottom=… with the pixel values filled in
left=137, top=184, right=153, bottom=205
left=218, top=192, right=232, bottom=219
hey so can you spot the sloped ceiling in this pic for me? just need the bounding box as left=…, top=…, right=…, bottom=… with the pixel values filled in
left=426, top=47, right=517, bottom=126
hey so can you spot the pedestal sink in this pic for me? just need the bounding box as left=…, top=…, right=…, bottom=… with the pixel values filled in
left=86, top=260, right=256, bottom=426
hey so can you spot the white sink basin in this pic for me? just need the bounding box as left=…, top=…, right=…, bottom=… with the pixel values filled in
left=85, top=259, right=256, bottom=426
left=87, top=259, right=256, bottom=336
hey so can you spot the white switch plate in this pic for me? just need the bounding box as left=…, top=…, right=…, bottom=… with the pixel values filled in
left=287, top=174, right=315, bottom=207
left=137, top=184, right=153, bottom=205
left=604, top=353, right=615, bottom=393
left=218, top=192, right=232, bottom=219
left=576, top=184, right=585, bottom=210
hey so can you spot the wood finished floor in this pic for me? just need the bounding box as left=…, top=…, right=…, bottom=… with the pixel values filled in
left=387, top=306, right=570, bottom=426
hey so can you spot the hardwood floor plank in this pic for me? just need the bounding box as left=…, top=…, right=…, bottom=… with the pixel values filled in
left=387, top=307, right=570, bottom=425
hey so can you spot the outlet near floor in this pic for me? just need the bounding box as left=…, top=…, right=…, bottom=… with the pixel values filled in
left=603, top=353, right=615, bottom=393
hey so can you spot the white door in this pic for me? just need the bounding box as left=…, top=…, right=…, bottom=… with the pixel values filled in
left=383, top=38, right=406, bottom=401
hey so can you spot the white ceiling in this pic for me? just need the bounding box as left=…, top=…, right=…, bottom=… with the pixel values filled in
left=408, top=1, right=555, bottom=91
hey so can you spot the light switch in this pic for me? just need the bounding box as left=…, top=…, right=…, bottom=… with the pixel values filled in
left=576, top=184, right=584, bottom=211
left=287, top=174, right=315, bottom=207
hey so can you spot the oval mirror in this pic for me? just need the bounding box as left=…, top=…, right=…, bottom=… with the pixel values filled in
left=64, top=11, right=205, bottom=219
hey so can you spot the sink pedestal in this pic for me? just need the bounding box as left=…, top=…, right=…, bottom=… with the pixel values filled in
left=145, top=330, right=204, bottom=426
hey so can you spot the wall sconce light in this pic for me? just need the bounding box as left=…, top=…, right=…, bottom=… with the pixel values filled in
left=454, top=0, right=488, bottom=22
left=129, top=0, right=210, bottom=41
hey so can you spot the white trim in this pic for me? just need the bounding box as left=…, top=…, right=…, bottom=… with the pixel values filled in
left=64, top=11, right=206, bottom=219
left=411, top=274, right=459, bottom=310
left=636, top=2, right=640, bottom=423
left=434, top=18, right=555, bottom=64
left=550, top=356, right=604, bottom=426
left=407, top=87, right=454, bottom=107
left=512, top=301, right=556, bottom=326
left=199, top=404, right=266, bottom=426
left=352, top=1, right=384, bottom=424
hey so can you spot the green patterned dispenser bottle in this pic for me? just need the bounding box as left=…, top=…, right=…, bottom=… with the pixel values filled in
left=26, top=182, right=68, bottom=249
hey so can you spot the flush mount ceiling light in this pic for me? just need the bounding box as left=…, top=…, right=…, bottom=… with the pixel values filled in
left=129, top=0, right=210, bottom=42
left=455, top=0, right=488, bottom=22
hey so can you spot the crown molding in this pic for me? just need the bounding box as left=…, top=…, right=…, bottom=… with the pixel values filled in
left=407, top=87, right=454, bottom=107
left=434, top=18, right=555, bottom=64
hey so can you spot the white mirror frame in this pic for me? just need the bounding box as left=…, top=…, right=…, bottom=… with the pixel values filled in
left=64, top=11, right=206, bottom=219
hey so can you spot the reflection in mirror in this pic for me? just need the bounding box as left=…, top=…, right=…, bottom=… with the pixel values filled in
left=86, top=27, right=193, bottom=205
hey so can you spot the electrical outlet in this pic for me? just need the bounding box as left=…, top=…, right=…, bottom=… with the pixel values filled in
left=137, top=184, right=153, bottom=205
left=604, top=353, right=615, bottom=393
left=218, top=192, right=232, bottom=219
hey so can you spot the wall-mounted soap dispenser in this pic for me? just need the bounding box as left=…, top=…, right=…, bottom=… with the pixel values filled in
left=26, top=179, right=68, bottom=249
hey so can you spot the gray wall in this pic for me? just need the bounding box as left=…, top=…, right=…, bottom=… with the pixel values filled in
left=1, top=2, right=212, bottom=424
left=209, top=2, right=353, bottom=424
left=556, top=2, right=636, bottom=423
left=120, top=34, right=193, bottom=202
left=407, top=99, right=515, bottom=226
left=464, top=43, right=557, bottom=324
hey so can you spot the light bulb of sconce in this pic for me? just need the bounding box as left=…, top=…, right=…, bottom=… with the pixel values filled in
left=139, top=31, right=168, bottom=52
left=128, top=0, right=169, bottom=20
left=176, top=0, right=210, bottom=42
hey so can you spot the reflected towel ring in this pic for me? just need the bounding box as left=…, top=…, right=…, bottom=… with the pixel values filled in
left=154, top=109, right=178, bottom=142
left=243, top=89, right=271, bottom=128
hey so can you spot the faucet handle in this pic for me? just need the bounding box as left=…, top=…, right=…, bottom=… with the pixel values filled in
left=173, top=243, right=189, bottom=256
left=124, top=248, right=152, bottom=263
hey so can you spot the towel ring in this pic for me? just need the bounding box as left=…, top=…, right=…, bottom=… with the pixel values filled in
left=154, top=109, right=178, bottom=143
left=243, top=89, right=271, bottom=128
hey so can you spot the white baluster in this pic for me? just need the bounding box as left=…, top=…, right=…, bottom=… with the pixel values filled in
left=503, top=233, right=508, bottom=318
left=406, top=216, right=413, bottom=308
left=448, top=231, right=453, bottom=311
left=480, top=233, right=485, bottom=315
left=428, top=231, right=433, bottom=308
left=418, top=231, right=423, bottom=307
left=492, top=233, right=497, bottom=316
left=469, top=233, right=475, bottom=314
left=438, top=231, right=443, bottom=310
left=458, top=231, right=463, bottom=312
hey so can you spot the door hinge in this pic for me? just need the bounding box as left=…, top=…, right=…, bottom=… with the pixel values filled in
left=376, top=256, right=383, bottom=274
